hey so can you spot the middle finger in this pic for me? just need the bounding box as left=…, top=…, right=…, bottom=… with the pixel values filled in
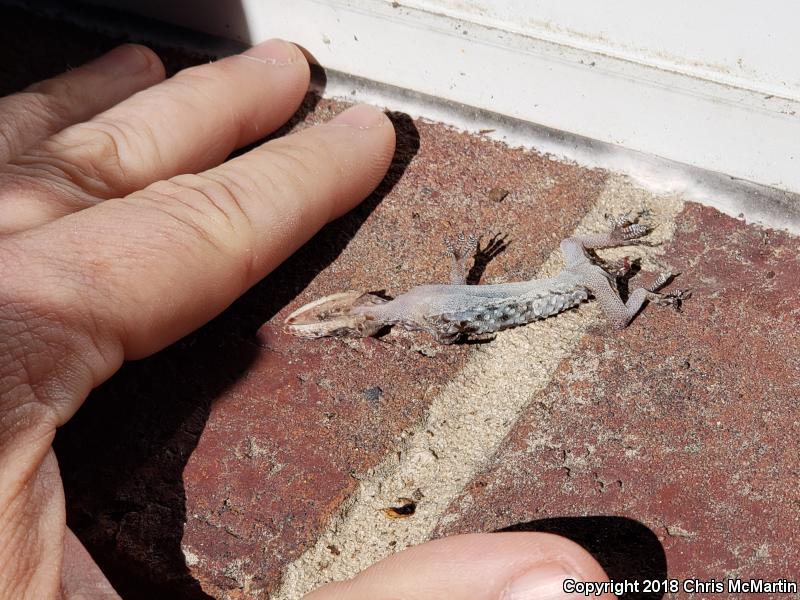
left=0, top=39, right=310, bottom=232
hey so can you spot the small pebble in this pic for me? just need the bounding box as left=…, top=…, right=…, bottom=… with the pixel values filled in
left=488, top=187, right=509, bottom=202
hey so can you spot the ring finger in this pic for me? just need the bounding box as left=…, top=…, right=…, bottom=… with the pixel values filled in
left=0, top=39, right=310, bottom=234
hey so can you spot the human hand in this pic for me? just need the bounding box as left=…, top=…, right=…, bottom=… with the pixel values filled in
left=0, top=40, right=612, bottom=599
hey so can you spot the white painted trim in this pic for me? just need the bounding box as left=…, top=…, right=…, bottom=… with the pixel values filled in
left=76, top=0, right=800, bottom=197
left=318, top=70, right=800, bottom=233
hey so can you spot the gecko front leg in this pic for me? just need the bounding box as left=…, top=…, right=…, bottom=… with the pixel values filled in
left=444, top=232, right=479, bottom=285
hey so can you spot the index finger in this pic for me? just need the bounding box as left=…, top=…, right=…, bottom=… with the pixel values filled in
left=6, top=103, right=395, bottom=418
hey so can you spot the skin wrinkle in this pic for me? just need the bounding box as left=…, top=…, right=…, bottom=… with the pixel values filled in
left=180, top=173, right=262, bottom=285
left=198, top=164, right=285, bottom=230
left=262, top=137, right=325, bottom=189
left=1, top=450, right=64, bottom=600
left=217, top=162, right=305, bottom=251
left=2, top=158, right=96, bottom=201
left=3, top=158, right=104, bottom=220
left=3, top=95, right=51, bottom=140
left=61, top=119, right=137, bottom=194
left=19, top=89, right=78, bottom=128
left=163, top=185, right=255, bottom=284
left=0, top=400, right=57, bottom=513
left=0, top=312, right=72, bottom=421
left=135, top=190, right=235, bottom=259
left=26, top=321, right=102, bottom=422
left=0, top=516, right=33, bottom=599
left=0, top=96, right=54, bottom=160
left=0, top=249, right=123, bottom=415
left=0, top=118, right=16, bottom=158
left=172, top=173, right=253, bottom=234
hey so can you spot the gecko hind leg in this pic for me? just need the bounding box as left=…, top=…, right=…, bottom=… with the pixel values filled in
left=605, top=212, right=655, bottom=244
left=587, top=270, right=690, bottom=329
left=444, top=232, right=479, bottom=284
left=561, top=212, right=657, bottom=267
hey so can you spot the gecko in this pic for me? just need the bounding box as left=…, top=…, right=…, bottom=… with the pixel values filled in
left=284, top=214, right=689, bottom=344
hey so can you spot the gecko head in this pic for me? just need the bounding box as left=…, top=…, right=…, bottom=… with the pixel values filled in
left=284, top=291, right=386, bottom=338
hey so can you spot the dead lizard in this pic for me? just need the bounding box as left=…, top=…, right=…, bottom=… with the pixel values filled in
left=285, top=214, right=689, bottom=344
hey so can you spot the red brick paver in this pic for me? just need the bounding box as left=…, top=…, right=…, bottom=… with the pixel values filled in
left=436, top=204, right=800, bottom=597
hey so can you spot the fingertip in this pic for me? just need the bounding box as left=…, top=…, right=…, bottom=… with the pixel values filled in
left=84, top=43, right=165, bottom=82
left=304, top=532, right=614, bottom=600
left=508, top=533, right=615, bottom=599
left=240, top=38, right=311, bottom=97
left=243, top=38, right=309, bottom=67
left=125, top=44, right=166, bottom=81
left=323, top=104, right=397, bottom=218
left=328, top=104, right=391, bottom=130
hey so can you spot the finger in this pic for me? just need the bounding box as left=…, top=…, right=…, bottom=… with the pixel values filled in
left=1, top=39, right=310, bottom=231
left=305, top=533, right=615, bottom=600
left=0, top=44, right=165, bottom=164
left=9, top=104, right=394, bottom=411
left=61, top=528, right=120, bottom=599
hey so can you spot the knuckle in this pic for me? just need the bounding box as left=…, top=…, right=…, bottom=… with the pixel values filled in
left=30, top=117, right=153, bottom=197
left=140, top=176, right=259, bottom=284
left=131, top=187, right=222, bottom=252
left=151, top=175, right=251, bottom=236
left=71, top=120, right=129, bottom=186
left=136, top=181, right=254, bottom=278
left=23, top=80, right=79, bottom=122
left=174, top=173, right=252, bottom=231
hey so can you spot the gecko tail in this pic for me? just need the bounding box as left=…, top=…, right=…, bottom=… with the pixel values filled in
left=284, top=291, right=389, bottom=338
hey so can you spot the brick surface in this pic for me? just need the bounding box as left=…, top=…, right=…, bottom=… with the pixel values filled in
left=436, top=204, right=800, bottom=598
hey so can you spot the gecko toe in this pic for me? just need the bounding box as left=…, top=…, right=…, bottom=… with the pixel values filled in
left=653, top=288, right=691, bottom=311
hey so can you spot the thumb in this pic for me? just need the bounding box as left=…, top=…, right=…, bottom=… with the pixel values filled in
left=304, top=532, right=616, bottom=600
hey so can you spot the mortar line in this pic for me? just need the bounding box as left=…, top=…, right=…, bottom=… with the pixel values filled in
left=271, top=178, right=685, bottom=599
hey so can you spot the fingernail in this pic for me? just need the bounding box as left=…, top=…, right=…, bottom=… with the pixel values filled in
left=242, top=38, right=300, bottom=65
left=328, top=104, right=387, bottom=129
left=501, top=562, right=581, bottom=599
left=87, top=44, right=154, bottom=76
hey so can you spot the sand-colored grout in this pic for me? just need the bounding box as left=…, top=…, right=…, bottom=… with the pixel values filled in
left=272, top=175, right=684, bottom=599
